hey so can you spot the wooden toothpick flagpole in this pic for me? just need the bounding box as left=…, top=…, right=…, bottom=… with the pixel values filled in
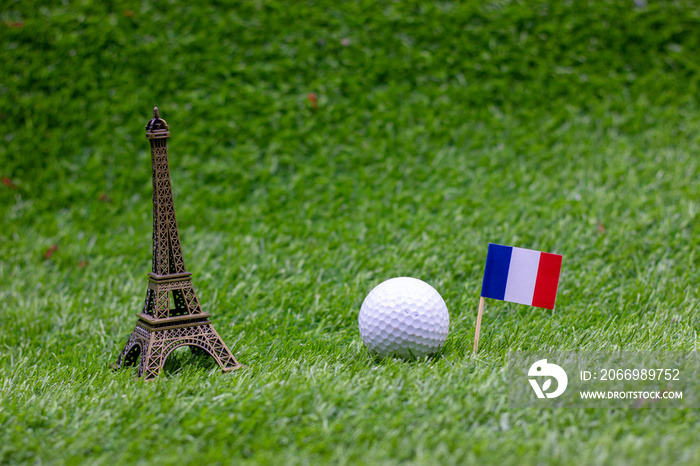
left=473, top=296, right=485, bottom=353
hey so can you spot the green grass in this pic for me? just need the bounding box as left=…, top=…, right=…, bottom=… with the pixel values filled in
left=1, top=0, right=699, bottom=464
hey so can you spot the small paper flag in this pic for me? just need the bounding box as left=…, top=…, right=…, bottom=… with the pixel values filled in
left=481, top=243, right=563, bottom=309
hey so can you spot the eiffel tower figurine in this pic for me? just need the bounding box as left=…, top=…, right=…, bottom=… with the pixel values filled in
left=114, top=107, right=243, bottom=380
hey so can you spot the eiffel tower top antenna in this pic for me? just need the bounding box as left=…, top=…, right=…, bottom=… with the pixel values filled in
left=146, top=107, right=169, bottom=135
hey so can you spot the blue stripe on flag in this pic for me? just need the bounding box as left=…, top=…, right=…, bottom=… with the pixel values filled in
left=481, top=243, right=512, bottom=300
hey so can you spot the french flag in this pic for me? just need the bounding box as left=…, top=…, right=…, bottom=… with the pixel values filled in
left=481, top=243, right=563, bottom=310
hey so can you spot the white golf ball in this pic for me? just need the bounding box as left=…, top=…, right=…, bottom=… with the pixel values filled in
left=358, top=277, right=449, bottom=359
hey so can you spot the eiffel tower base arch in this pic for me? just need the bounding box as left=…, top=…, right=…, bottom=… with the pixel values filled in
left=114, top=314, right=242, bottom=381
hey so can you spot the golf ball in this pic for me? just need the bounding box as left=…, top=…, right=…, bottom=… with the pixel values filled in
left=358, top=277, right=449, bottom=359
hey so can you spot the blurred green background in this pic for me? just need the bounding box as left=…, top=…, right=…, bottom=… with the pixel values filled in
left=1, top=1, right=699, bottom=464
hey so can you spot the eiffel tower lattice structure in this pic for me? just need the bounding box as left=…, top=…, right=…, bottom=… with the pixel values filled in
left=114, top=107, right=243, bottom=380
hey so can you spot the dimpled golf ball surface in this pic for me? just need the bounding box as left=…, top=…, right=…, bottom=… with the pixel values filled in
left=359, top=277, right=449, bottom=359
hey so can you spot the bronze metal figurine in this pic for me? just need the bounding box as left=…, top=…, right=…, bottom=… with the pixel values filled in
left=114, top=107, right=243, bottom=380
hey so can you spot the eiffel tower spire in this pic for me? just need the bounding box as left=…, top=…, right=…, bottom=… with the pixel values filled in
left=114, top=107, right=243, bottom=380
left=147, top=107, right=187, bottom=276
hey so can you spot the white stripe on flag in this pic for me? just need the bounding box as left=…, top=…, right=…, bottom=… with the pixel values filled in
left=504, top=247, right=541, bottom=306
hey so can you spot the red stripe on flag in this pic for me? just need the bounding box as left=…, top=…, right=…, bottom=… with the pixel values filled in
left=531, top=252, right=562, bottom=309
